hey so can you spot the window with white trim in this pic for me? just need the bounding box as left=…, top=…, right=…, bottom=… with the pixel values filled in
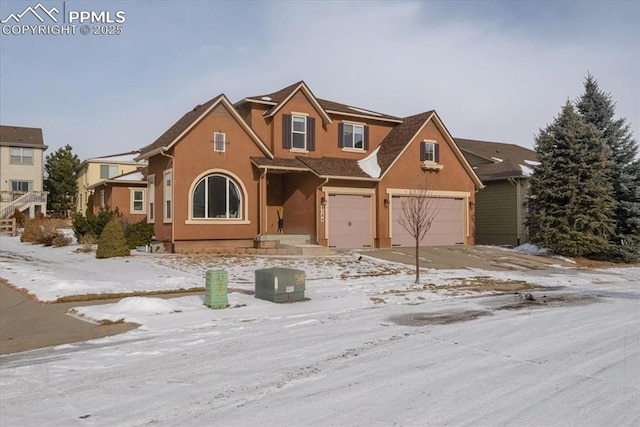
left=100, top=190, right=106, bottom=208
left=343, top=124, right=364, bottom=149
left=292, top=115, right=307, bottom=150
left=164, top=170, right=172, bottom=222
left=131, top=189, right=145, bottom=213
left=423, top=142, right=435, bottom=162
left=192, top=174, right=242, bottom=219
left=10, top=147, right=33, bottom=165
left=147, top=175, right=155, bottom=222
left=100, top=164, right=119, bottom=179
left=214, top=132, right=225, bottom=152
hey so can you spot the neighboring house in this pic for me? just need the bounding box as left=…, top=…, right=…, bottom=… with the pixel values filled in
left=87, top=168, right=148, bottom=223
left=456, top=138, right=538, bottom=246
left=137, top=81, right=483, bottom=253
left=0, top=125, right=48, bottom=218
left=75, top=151, right=146, bottom=214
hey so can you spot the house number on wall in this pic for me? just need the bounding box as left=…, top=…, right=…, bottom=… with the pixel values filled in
left=320, top=205, right=325, bottom=222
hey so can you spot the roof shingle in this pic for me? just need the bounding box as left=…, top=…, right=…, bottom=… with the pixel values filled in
left=0, top=125, right=46, bottom=147
left=376, top=111, right=434, bottom=173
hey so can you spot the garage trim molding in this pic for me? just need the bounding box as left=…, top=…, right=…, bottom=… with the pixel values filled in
left=385, top=188, right=471, bottom=240
left=322, top=186, right=376, bottom=246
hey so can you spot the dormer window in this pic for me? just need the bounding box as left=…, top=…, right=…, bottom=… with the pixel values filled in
left=292, top=115, right=307, bottom=149
left=338, top=122, right=369, bottom=151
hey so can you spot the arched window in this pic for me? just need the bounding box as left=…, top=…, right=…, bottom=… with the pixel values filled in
left=192, top=174, right=242, bottom=219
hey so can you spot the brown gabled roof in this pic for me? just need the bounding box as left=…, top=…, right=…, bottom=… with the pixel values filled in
left=138, top=94, right=272, bottom=160
left=245, top=81, right=303, bottom=104
left=244, top=81, right=400, bottom=123
left=317, top=98, right=402, bottom=122
left=455, top=138, right=537, bottom=181
left=0, top=125, right=47, bottom=149
left=455, top=138, right=537, bottom=166
left=297, top=156, right=375, bottom=180
left=376, top=111, right=434, bottom=174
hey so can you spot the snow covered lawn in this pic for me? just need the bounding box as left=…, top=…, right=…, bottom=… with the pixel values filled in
left=1, top=235, right=639, bottom=426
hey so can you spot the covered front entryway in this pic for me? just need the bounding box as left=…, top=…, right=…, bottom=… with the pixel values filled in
left=391, top=196, right=464, bottom=246
left=328, top=194, right=373, bottom=248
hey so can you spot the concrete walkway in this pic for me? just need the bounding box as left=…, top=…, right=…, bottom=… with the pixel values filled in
left=0, top=282, right=136, bottom=355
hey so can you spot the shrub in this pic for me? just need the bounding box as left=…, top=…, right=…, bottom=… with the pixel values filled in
left=125, top=221, right=155, bottom=249
left=72, top=207, right=121, bottom=241
left=96, top=221, right=130, bottom=259
left=10, top=209, right=26, bottom=228
left=78, top=234, right=97, bottom=252
left=52, top=233, right=72, bottom=247
left=20, top=219, right=43, bottom=243
left=36, top=221, right=62, bottom=246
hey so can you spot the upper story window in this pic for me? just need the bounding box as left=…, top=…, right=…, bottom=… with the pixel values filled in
left=338, top=123, right=369, bottom=151
left=292, top=115, right=307, bottom=149
left=343, top=124, right=364, bottom=149
left=10, top=147, right=33, bottom=165
left=214, top=132, right=225, bottom=152
left=282, top=114, right=316, bottom=152
left=421, top=141, right=440, bottom=163
left=100, top=164, right=119, bottom=179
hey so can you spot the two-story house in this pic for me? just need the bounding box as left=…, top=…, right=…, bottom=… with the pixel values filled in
left=0, top=125, right=48, bottom=218
left=137, top=81, right=483, bottom=253
left=75, top=151, right=146, bottom=213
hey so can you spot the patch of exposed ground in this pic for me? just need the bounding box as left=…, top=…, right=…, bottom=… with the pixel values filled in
left=496, top=292, right=601, bottom=310
left=390, top=310, right=491, bottom=326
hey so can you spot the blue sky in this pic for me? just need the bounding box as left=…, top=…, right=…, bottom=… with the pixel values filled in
left=1, top=0, right=638, bottom=161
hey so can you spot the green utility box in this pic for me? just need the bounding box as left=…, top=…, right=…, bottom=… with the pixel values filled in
left=255, top=268, right=306, bottom=303
left=204, top=270, right=228, bottom=309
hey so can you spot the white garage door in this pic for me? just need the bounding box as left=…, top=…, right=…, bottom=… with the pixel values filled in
left=328, top=194, right=372, bottom=248
left=392, top=196, right=464, bottom=246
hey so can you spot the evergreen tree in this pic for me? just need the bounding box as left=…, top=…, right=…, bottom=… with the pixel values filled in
left=528, top=101, right=617, bottom=258
left=576, top=74, right=640, bottom=261
left=44, top=145, right=80, bottom=217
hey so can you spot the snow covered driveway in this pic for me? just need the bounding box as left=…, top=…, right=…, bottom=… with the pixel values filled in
left=0, top=235, right=639, bottom=426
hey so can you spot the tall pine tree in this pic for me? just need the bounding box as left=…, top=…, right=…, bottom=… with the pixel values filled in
left=528, top=101, right=617, bottom=258
left=576, top=74, right=640, bottom=261
left=44, top=145, right=80, bottom=217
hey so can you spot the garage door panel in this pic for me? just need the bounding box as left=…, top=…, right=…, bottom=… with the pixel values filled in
left=392, top=197, right=463, bottom=247
left=329, top=195, right=372, bottom=249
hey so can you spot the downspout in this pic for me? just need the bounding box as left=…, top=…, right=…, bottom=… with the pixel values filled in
left=315, top=177, right=329, bottom=244
left=515, top=178, right=522, bottom=246
left=160, top=150, right=175, bottom=253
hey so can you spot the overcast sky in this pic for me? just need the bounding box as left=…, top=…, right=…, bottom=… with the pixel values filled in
left=1, top=0, right=638, bottom=161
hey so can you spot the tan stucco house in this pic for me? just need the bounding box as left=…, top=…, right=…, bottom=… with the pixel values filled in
left=456, top=138, right=538, bottom=246
left=75, top=151, right=146, bottom=213
left=0, top=125, right=48, bottom=218
left=138, top=81, right=483, bottom=253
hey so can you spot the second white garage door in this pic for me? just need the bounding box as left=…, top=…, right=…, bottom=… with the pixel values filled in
left=328, top=194, right=373, bottom=248
left=391, top=196, right=464, bottom=246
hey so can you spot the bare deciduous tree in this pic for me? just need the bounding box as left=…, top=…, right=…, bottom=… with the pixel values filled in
left=397, top=173, right=440, bottom=283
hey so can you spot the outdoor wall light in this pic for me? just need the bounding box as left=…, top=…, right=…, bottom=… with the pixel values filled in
left=384, top=198, right=390, bottom=207
left=321, top=197, right=327, bottom=206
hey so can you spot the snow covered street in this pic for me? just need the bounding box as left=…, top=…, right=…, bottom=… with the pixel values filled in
left=1, top=235, right=639, bottom=426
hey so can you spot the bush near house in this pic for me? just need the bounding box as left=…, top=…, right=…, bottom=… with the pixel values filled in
left=96, top=221, right=130, bottom=259
left=72, top=207, right=121, bottom=241
left=20, top=217, right=70, bottom=247
left=124, top=220, right=155, bottom=249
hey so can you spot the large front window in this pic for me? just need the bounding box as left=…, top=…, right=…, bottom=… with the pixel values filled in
left=10, top=147, right=33, bottom=165
left=192, top=174, right=241, bottom=219
left=292, top=115, right=307, bottom=150
left=343, top=124, right=364, bottom=149
left=164, top=170, right=172, bottom=222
